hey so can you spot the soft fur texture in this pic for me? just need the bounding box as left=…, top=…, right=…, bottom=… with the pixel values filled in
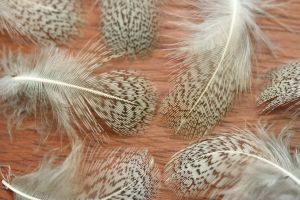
left=0, top=47, right=157, bottom=141
left=164, top=126, right=300, bottom=199
left=0, top=0, right=83, bottom=45
left=2, top=142, right=160, bottom=200
left=161, top=0, right=275, bottom=137
left=99, top=0, right=158, bottom=57
left=258, top=61, right=300, bottom=113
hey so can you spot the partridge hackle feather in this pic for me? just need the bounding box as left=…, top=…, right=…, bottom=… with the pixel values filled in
left=258, top=61, right=300, bottom=113
left=99, top=0, right=158, bottom=57
left=0, top=0, right=83, bottom=45
left=161, top=0, right=276, bottom=137
left=2, top=142, right=160, bottom=200
left=0, top=47, right=157, bottom=141
left=165, top=126, right=300, bottom=200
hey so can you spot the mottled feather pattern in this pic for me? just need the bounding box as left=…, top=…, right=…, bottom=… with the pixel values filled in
left=77, top=149, right=160, bottom=200
left=258, top=61, right=300, bottom=113
left=0, top=47, right=157, bottom=141
left=0, top=0, right=83, bottom=45
left=95, top=70, right=157, bottom=135
left=5, top=143, right=160, bottom=200
left=165, top=127, right=300, bottom=200
left=160, top=0, right=277, bottom=138
left=164, top=132, right=266, bottom=199
left=100, top=0, right=158, bottom=56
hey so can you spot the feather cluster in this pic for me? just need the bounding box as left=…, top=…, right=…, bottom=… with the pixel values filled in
left=99, top=0, right=158, bottom=57
left=0, top=0, right=83, bottom=45
left=161, top=0, right=275, bottom=137
left=258, top=61, right=300, bottom=113
left=164, top=126, right=300, bottom=200
left=0, top=47, right=157, bottom=141
left=2, top=142, right=160, bottom=200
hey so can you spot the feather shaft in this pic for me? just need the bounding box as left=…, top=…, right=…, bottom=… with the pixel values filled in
left=13, top=76, right=135, bottom=105
left=2, top=180, right=39, bottom=200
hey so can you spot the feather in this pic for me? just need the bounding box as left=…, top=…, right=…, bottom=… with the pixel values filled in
left=161, top=0, right=276, bottom=137
left=1, top=142, right=160, bottom=200
left=0, top=0, right=83, bottom=45
left=257, top=61, right=300, bottom=113
left=0, top=46, right=157, bottom=141
left=99, top=0, right=158, bottom=57
left=164, top=126, right=300, bottom=200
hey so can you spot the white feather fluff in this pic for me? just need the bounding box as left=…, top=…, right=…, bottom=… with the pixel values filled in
left=164, top=126, right=300, bottom=199
left=161, top=0, right=276, bottom=137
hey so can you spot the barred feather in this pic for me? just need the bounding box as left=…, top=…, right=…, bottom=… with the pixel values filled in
left=0, top=0, right=83, bottom=45
left=164, top=126, right=300, bottom=199
left=258, top=61, right=300, bottom=113
left=2, top=142, right=160, bottom=200
left=0, top=47, right=157, bottom=141
left=161, top=0, right=276, bottom=137
left=99, top=0, right=158, bottom=57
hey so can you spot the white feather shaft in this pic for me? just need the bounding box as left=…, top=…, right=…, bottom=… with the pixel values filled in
left=2, top=180, right=40, bottom=200
left=13, top=76, right=135, bottom=105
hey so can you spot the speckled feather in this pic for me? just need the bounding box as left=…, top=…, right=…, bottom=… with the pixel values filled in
left=0, top=47, right=157, bottom=141
left=100, top=0, right=158, bottom=57
left=258, top=61, right=300, bottom=113
left=164, top=127, right=300, bottom=200
left=161, top=0, right=276, bottom=138
left=3, top=143, right=160, bottom=200
left=0, top=0, right=83, bottom=45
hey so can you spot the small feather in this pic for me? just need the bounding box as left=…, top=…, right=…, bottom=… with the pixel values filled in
left=99, top=0, right=158, bottom=57
left=257, top=61, right=300, bottom=113
left=2, top=142, right=160, bottom=200
left=161, top=0, right=276, bottom=138
left=0, top=46, right=157, bottom=141
left=164, top=126, right=300, bottom=199
left=0, top=0, right=83, bottom=45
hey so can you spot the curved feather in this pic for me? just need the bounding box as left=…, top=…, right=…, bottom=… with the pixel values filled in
left=164, top=126, right=300, bottom=199
left=257, top=61, right=300, bottom=113
left=99, top=0, right=158, bottom=57
left=0, top=0, right=83, bottom=45
left=2, top=142, right=160, bottom=200
left=161, top=0, right=275, bottom=137
left=0, top=47, right=157, bottom=141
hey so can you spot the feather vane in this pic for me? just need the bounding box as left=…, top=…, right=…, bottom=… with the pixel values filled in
left=0, top=0, right=83, bottom=45
left=99, top=0, right=158, bottom=57
left=161, top=0, right=274, bottom=137
left=258, top=61, right=300, bottom=113
left=164, top=126, right=300, bottom=199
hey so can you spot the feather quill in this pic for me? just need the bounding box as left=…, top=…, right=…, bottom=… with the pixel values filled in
left=1, top=142, right=160, bottom=200
left=164, top=126, right=300, bottom=200
left=258, top=61, right=300, bottom=113
left=161, top=0, right=276, bottom=137
left=99, top=0, right=158, bottom=57
left=0, top=0, right=83, bottom=45
left=0, top=47, right=157, bottom=141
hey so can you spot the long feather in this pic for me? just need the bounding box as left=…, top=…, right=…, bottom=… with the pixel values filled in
left=164, top=126, right=300, bottom=199
left=257, top=61, right=300, bottom=113
left=1, top=142, right=160, bottom=200
left=0, top=0, right=83, bottom=45
left=99, top=0, right=158, bottom=57
left=161, top=0, right=276, bottom=137
left=0, top=46, right=157, bottom=141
